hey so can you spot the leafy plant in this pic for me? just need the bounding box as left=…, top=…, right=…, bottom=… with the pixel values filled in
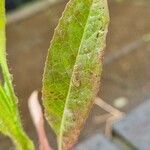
left=42, top=0, right=109, bottom=149
left=0, top=0, right=109, bottom=149
left=0, top=0, right=34, bottom=149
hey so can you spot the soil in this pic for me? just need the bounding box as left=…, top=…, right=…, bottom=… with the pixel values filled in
left=0, top=0, right=150, bottom=149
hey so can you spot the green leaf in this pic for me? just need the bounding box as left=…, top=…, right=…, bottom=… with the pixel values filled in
left=0, top=0, right=34, bottom=149
left=42, top=0, right=109, bottom=149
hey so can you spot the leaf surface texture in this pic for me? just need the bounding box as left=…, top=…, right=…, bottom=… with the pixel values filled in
left=42, top=0, right=109, bottom=149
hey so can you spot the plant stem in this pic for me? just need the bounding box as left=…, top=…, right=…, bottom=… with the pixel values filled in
left=10, top=127, right=34, bottom=150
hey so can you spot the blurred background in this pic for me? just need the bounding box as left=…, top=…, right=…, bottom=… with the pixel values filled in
left=6, top=0, right=34, bottom=11
left=1, top=0, right=150, bottom=149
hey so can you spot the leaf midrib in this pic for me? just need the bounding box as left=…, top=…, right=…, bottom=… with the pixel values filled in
left=58, top=0, right=94, bottom=148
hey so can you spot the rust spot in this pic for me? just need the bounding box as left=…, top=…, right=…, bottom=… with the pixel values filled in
left=98, top=50, right=105, bottom=62
left=72, top=66, right=81, bottom=87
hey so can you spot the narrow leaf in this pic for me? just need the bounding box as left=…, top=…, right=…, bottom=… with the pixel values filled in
left=42, top=0, right=109, bottom=149
left=0, top=0, right=34, bottom=149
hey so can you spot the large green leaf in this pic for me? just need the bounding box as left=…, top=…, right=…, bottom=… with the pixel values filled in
left=42, top=0, right=109, bottom=149
left=0, top=0, right=34, bottom=149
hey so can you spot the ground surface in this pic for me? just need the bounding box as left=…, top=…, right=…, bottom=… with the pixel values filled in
left=0, top=0, right=150, bottom=149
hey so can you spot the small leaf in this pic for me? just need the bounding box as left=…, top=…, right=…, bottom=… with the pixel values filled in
left=0, top=0, right=34, bottom=149
left=42, top=0, right=109, bottom=149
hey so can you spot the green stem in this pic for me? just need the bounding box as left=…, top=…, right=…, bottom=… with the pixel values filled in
left=0, top=1, right=35, bottom=149
left=11, top=127, right=34, bottom=150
